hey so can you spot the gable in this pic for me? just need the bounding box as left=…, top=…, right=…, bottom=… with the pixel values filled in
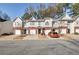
left=13, top=17, right=22, bottom=27
left=13, top=17, right=22, bottom=23
left=76, top=16, right=79, bottom=21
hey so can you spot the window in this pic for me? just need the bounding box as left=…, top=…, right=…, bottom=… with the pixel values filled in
left=15, top=22, right=19, bottom=26
left=17, top=22, right=20, bottom=25
left=38, top=22, right=41, bottom=26
left=45, top=21, right=49, bottom=25
left=76, top=21, right=79, bottom=24
left=15, top=22, right=16, bottom=25
left=30, top=22, right=34, bottom=25
left=15, top=22, right=21, bottom=26
left=23, top=22, right=26, bottom=26
left=60, top=21, right=63, bottom=24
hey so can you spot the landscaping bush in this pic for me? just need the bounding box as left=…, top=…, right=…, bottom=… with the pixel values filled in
left=74, top=32, right=79, bottom=35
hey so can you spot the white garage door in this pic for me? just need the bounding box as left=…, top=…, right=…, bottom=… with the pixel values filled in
left=75, top=29, right=79, bottom=33
left=60, top=29, right=66, bottom=34
left=30, top=30, right=36, bottom=34
left=55, top=29, right=59, bottom=33
left=15, top=30, right=21, bottom=35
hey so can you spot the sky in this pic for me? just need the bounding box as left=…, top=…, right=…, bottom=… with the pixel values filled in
left=0, top=3, right=71, bottom=20
left=0, top=3, right=41, bottom=20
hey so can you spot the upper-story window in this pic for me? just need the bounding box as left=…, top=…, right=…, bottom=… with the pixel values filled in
left=38, top=22, right=41, bottom=26
left=45, top=21, right=49, bottom=25
left=60, top=21, right=67, bottom=25
left=60, top=21, right=63, bottom=24
left=14, top=22, right=22, bottom=27
left=17, top=22, right=20, bottom=25
left=76, top=21, right=79, bottom=25
left=30, top=22, right=34, bottom=25
left=15, top=22, right=20, bottom=26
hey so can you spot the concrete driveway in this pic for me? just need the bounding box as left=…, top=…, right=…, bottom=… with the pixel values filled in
left=0, top=39, right=79, bottom=55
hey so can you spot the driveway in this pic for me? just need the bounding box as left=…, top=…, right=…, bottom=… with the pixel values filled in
left=0, top=39, right=79, bottom=55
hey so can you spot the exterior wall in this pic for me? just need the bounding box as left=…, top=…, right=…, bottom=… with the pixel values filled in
left=55, top=29, right=59, bottom=33
left=14, top=17, right=79, bottom=35
left=13, top=18, right=23, bottom=35
left=72, top=17, right=79, bottom=34
left=45, top=19, right=52, bottom=27
left=38, top=22, right=45, bottom=27
left=0, top=21, right=13, bottom=35
left=59, top=21, right=67, bottom=27
left=74, top=17, right=79, bottom=27
left=70, top=22, right=75, bottom=34
left=13, top=18, right=22, bottom=27
left=27, top=22, right=45, bottom=27
left=53, top=22, right=59, bottom=28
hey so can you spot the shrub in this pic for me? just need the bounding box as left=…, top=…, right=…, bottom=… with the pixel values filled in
left=74, top=32, right=79, bottom=35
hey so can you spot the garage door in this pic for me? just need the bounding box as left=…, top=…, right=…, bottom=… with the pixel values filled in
left=45, top=30, right=51, bottom=35
left=30, top=30, right=36, bottom=34
left=75, top=29, right=79, bottom=33
left=60, top=29, right=67, bottom=34
left=55, top=29, right=59, bottom=33
left=15, top=30, right=21, bottom=35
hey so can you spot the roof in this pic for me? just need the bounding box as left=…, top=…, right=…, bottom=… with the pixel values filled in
left=62, top=13, right=72, bottom=20
left=43, top=17, right=52, bottom=20
left=28, top=16, right=44, bottom=22
left=13, top=17, right=22, bottom=22
left=28, top=17, right=54, bottom=22
left=58, top=13, right=73, bottom=21
left=73, top=15, right=79, bottom=21
left=30, top=16, right=36, bottom=21
left=0, top=18, right=7, bottom=22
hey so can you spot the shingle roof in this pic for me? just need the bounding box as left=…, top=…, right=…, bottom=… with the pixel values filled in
left=58, top=13, right=73, bottom=21
left=13, top=17, right=22, bottom=22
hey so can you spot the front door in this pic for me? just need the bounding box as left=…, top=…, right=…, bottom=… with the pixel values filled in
left=38, top=28, right=41, bottom=34
left=24, top=29, right=26, bottom=34
left=67, top=29, right=70, bottom=33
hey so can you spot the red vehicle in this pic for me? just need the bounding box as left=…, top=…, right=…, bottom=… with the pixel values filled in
left=48, top=32, right=60, bottom=38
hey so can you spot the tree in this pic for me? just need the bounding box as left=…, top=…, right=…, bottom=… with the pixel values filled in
left=2, top=13, right=10, bottom=20
left=22, top=5, right=36, bottom=19
left=0, top=10, right=10, bottom=21
left=72, top=3, right=79, bottom=16
left=22, top=3, right=74, bottom=20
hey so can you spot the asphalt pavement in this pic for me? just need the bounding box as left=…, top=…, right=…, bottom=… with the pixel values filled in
left=0, top=39, right=79, bottom=55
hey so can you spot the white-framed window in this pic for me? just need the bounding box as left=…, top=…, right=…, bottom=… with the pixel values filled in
left=45, top=21, right=49, bottom=25
left=38, top=22, right=41, bottom=26
left=76, top=21, right=79, bottom=24
left=30, top=22, right=34, bottom=25
left=17, top=22, right=20, bottom=25
left=15, top=22, right=21, bottom=26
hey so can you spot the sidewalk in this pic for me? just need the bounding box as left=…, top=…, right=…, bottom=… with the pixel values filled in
left=0, top=35, right=16, bottom=40
left=0, top=34, right=78, bottom=40
left=0, top=34, right=64, bottom=40
left=62, top=34, right=79, bottom=39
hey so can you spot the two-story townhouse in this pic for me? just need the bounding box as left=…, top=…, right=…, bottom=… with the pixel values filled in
left=13, top=17, right=53, bottom=35
left=13, top=13, right=79, bottom=35
left=13, top=17, right=23, bottom=35
left=74, top=15, right=79, bottom=33
left=24, top=17, right=53, bottom=35
left=58, top=13, right=74, bottom=34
